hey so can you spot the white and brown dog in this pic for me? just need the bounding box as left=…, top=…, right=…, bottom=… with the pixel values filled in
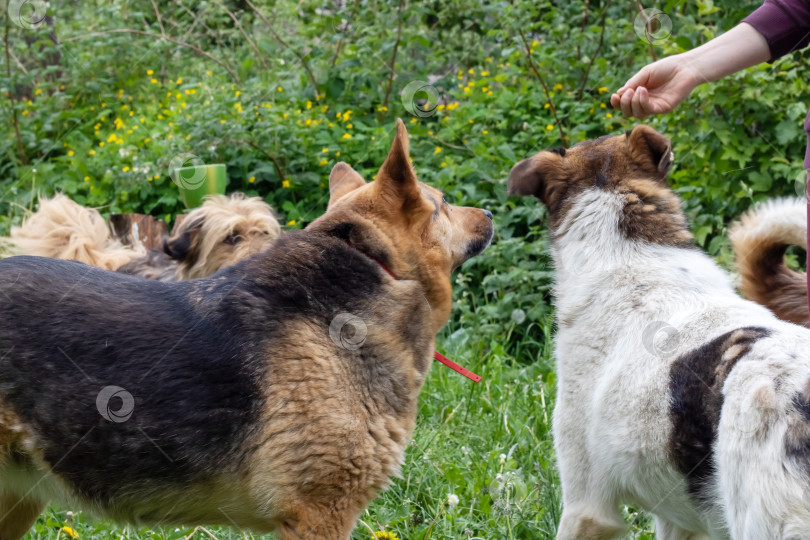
left=509, top=126, right=810, bottom=539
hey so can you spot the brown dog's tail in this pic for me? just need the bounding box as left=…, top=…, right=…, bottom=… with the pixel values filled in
left=7, top=194, right=138, bottom=270
left=729, top=197, right=808, bottom=326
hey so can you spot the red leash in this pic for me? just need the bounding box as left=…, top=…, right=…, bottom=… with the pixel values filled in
left=346, top=240, right=481, bottom=382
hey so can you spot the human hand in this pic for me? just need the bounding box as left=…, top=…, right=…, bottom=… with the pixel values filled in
left=610, top=55, right=700, bottom=118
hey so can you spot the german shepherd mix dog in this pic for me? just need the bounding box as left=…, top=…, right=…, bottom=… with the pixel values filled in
left=0, top=119, right=493, bottom=540
left=508, top=126, right=810, bottom=539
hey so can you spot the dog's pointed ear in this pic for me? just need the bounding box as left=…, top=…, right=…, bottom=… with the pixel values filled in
left=627, top=125, right=674, bottom=177
left=328, top=162, right=366, bottom=208
left=507, top=156, right=546, bottom=201
left=375, top=118, right=419, bottom=203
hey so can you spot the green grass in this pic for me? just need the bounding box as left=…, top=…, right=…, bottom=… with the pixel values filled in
left=22, top=314, right=656, bottom=540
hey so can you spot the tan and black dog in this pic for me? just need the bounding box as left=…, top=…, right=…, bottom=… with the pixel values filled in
left=0, top=119, right=493, bottom=540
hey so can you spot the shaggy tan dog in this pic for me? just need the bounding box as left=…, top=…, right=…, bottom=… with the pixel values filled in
left=5, top=193, right=281, bottom=280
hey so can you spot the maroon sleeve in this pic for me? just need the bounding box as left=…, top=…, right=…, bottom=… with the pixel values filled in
left=743, top=0, right=810, bottom=60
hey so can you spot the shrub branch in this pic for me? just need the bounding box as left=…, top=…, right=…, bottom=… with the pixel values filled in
left=518, top=29, right=568, bottom=147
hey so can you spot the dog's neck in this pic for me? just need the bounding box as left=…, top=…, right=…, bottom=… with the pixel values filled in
left=308, top=217, right=453, bottom=334
left=550, top=189, right=732, bottom=327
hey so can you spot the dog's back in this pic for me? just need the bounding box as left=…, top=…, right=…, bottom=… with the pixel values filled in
left=0, top=256, right=260, bottom=504
left=729, top=198, right=808, bottom=326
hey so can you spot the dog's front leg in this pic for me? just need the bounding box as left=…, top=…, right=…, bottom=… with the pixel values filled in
left=654, top=516, right=710, bottom=540
left=0, top=491, right=46, bottom=540
left=553, top=393, right=625, bottom=540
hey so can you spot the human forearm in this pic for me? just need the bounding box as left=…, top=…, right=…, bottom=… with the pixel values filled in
left=679, top=22, right=771, bottom=85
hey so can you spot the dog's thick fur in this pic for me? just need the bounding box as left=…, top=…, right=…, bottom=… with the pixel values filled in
left=5, top=194, right=138, bottom=270
left=729, top=197, right=808, bottom=326
left=6, top=193, right=280, bottom=281
left=0, top=119, right=493, bottom=540
left=509, top=126, right=810, bottom=539
left=118, top=193, right=281, bottom=281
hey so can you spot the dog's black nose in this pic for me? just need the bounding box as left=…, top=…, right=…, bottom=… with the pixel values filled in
left=483, top=209, right=493, bottom=220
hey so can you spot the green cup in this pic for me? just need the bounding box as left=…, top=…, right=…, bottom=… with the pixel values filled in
left=172, top=163, right=228, bottom=209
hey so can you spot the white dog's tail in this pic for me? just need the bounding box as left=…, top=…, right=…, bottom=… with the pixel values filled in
left=729, top=198, right=807, bottom=326
left=6, top=194, right=137, bottom=270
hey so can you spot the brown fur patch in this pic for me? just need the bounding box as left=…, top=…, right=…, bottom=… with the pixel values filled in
left=729, top=199, right=808, bottom=326
left=573, top=516, right=625, bottom=540
left=669, top=327, right=771, bottom=503
left=507, top=125, right=692, bottom=247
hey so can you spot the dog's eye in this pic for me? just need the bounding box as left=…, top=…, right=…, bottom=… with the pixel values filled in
left=224, top=234, right=242, bottom=245
left=441, top=196, right=447, bottom=205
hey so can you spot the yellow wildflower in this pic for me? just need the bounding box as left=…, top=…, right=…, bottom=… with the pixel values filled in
left=122, top=166, right=130, bottom=172
left=374, top=532, right=398, bottom=539
left=249, top=176, right=255, bottom=183
left=282, top=180, right=291, bottom=188
left=151, top=78, right=157, bottom=84
left=89, top=150, right=95, bottom=155
left=434, top=146, right=442, bottom=154
left=322, top=148, right=329, bottom=153
left=61, top=526, right=78, bottom=539
left=606, top=113, right=612, bottom=118
left=546, top=124, right=554, bottom=130
left=343, top=133, right=351, bottom=139
left=598, top=86, right=608, bottom=93
left=67, top=150, right=74, bottom=157
left=544, top=103, right=550, bottom=109
left=147, top=69, right=153, bottom=75
left=553, top=83, right=563, bottom=91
